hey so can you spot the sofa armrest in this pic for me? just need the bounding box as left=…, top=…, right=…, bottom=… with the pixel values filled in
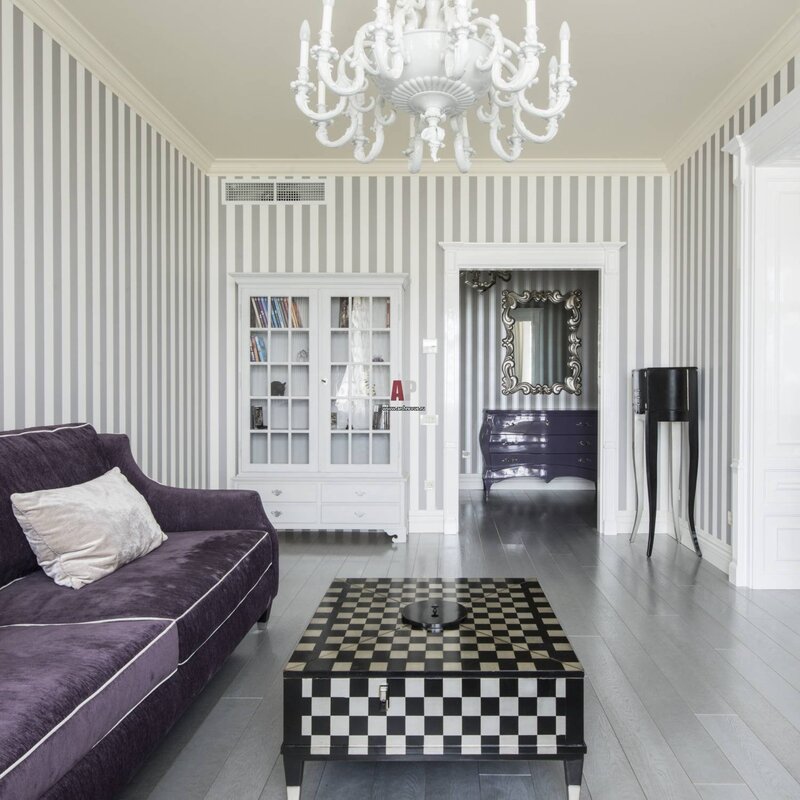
left=98, top=433, right=271, bottom=534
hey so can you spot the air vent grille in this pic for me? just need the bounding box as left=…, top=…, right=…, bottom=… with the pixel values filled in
left=223, top=179, right=327, bottom=205
left=276, top=181, right=326, bottom=202
left=225, top=181, right=274, bottom=203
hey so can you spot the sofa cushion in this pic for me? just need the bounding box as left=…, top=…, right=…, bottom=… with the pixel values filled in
left=0, top=424, right=110, bottom=587
left=0, top=528, right=274, bottom=662
left=0, top=619, right=177, bottom=800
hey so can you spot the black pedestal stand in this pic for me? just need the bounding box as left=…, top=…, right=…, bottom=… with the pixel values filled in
left=630, top=367, right=702, bottom=559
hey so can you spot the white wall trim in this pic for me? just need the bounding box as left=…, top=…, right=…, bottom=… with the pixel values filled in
left=676, top=520, right=733, bottom=576
left=440, top=242, right=624, bottom=538
left=664, top=10, right=800, bottom=172
left=207, top=158, right=669, bottom=178
left=13, top=0, right=214, bottom=171
left=409, top=511, right=444, bottom=534
left=460, top=474, right=595, bottom=492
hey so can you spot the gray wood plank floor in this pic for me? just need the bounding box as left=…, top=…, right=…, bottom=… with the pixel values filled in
left=118, top=491, right=800, bottom=800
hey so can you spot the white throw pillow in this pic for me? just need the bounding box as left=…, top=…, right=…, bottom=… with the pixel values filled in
left=10, top=467, right=167, bottom=590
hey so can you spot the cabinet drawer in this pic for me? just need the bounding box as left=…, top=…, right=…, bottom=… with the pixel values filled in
left=321, top=503, right=401, bottom=525
left=263, top=502, right=319, bottom=525
left=257, top=482, right=318, bottom=503
left=488, top=434, right=596, bottom=455
left=321, top=483, right=401, bottom=504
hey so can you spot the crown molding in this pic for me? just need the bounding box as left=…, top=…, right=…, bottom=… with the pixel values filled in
left=664, top=10, right=800, bottom=173
left=13, top=0, right=215, bottom=171
left=206, top=157, right=668, bottom=177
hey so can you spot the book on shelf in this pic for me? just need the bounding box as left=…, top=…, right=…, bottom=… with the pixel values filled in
left=251, top=297, right=268, bottom=329
left=250, top=334, right=267, bottom=362
left=290, top=299, right=303, bottom=328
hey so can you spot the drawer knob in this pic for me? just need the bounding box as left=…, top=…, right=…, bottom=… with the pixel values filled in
left=271, top=489, right=283, bottom=496
left=272, top=510, right=283, bottom=518
left=354, top=511, right=366, bottom=518
left=578, top=457, right=592, bottom=464
left=355, top=490, right=367, bottom=497
left=579, top=440, right=591, bottom=447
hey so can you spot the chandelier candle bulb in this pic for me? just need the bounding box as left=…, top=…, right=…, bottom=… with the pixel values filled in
left=559, top=21, right=570, bottom=66
left=299, top=21, right=310, bottom=72
left=321, top=0, right=335, bottom=37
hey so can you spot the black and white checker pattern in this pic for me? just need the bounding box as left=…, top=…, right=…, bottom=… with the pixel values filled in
left=285, top=578, right=581, bottom=675
left=296, top=675, right=568, bottom=756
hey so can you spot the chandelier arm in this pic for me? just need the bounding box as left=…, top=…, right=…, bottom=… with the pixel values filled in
left=451, top=115, right=473, bottom=173
left=511, top=105, right=560, bottom=143
left=472, top=17, right=505, bottom=72
left=403, top=118, right=424, bottom=173
left=316, top=43, right=369, bottom=96
left=488, top=118, right=523, bottom=162
left=517, top=90, right=572, bottom=119
left=294, top=89, right=349, bottom=122
left=353, top=118, right=386, bottom=163
left=315, top=111, right=360, bottom=148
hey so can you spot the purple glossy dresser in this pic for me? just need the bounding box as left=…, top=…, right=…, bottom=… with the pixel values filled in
left=479, top=409, right=598, bottom=500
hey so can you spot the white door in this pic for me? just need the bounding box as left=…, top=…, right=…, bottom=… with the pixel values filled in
left=751, top=168, right=800, bottom=588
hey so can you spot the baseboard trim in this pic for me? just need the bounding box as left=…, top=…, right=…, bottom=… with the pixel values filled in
left=409, top=511, right=444, bottom=534
left=675, top=519, right=733, bottom=575
left=459, top=474, right=595, bottom=492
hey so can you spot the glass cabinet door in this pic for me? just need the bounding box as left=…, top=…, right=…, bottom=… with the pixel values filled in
left=328, top=295, right=393, bottom=467
left=247, top=292, right=311, bottom=468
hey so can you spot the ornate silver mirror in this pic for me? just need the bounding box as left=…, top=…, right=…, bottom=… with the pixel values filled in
left=500, top=289, right=583, bottom=395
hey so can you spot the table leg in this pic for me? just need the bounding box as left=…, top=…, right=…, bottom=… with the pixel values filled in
left=645, top=413, right=659, bottom=558
left=630, top=415, right=644, bottom=542
left=564, top=756, right=584, bottom=800
left=668, top=423, right=682, bottom=544
left=687, top=412, right=702, bottom=557
left=284, top=756, right=304, bottom=800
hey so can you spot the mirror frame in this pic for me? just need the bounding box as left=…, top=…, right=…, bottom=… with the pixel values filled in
left=500, top=288, right=583, bottom=395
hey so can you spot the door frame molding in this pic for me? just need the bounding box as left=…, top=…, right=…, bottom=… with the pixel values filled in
left=439, top=242, right=625, bottom=536
left=725, top=89, right=800, bottom=588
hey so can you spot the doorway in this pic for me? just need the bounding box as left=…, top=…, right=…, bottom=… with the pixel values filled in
left=439, top=243, right=625, bottom=537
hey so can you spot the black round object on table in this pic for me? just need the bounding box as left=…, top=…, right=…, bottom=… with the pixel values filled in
left=401, top=599, right=468, bottom=632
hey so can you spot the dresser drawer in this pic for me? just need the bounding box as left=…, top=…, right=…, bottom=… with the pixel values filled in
left=263, top=502, right=319, bottom=525
left=257, top=482, right=318, bottom=503
left=488, top=452, right=597, bottom=470
left=321, top=503, right=401, bottom=525
left=321, top=483, right=401, bottom=504
left=488, top=434, right=596, bottom=455
left=483, top=411, right=597, bottom=436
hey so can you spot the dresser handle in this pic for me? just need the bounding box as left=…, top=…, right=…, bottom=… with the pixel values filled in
left=271, top=489, right=283, bottom=496
left=354, top=511, right=366, bottom=518
left=355, top=490, right=367, bottom=497
left=579, top=440, right=591, bottom=447
left=576, top=421, right=589, bottom=428
left=578, top=457, right=592, bottom=464
left=272, top=510, right=283, bottom=518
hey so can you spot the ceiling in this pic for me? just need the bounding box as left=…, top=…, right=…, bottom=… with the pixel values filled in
left=61, top=0, right=798, bottom=163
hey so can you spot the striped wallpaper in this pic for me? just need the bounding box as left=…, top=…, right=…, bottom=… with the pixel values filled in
left=207, top=173, right=671, bottom=523
left=672, top=55, right=797, bottom=546
left=459, top=269, right=598, bottom=475
left=0, top=0, right=207, bottom=488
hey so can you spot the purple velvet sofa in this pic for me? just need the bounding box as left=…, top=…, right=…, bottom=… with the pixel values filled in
left=0, top=423, right=279, bottom=800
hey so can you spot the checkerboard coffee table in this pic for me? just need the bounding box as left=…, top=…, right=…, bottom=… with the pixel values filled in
left=282, top=578, right=586, bottom=799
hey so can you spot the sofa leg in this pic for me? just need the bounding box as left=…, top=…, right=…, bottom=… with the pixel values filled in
left=258, top=606, right=271, bottom=626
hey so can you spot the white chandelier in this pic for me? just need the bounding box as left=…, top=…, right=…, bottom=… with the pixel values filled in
left=291, top=0, right=576, bottom=173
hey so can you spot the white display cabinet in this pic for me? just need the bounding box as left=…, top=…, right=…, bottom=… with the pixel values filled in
left=233, top=274, right=408, bottom=541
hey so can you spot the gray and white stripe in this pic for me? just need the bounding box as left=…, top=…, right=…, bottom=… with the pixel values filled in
left=0, top=0, right=207, bottom=488
left=208, top=174, right=671, bottom=521
left=672, top=56, right=796, bottom=546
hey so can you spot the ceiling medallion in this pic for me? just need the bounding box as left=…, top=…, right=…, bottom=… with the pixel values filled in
left=463, top=270, right=511, bottom=292
left=291, top=0, right=576, bottom=173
